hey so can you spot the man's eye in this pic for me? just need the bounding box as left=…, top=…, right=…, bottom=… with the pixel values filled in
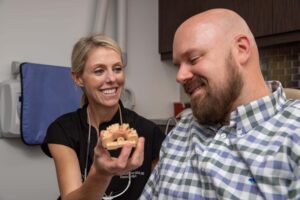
left=190, top=56, right=199, bottom=65
left=173, top=62, right=180, bottom=68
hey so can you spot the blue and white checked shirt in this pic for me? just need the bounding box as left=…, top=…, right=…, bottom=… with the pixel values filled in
left=140, top=81, right=300, bottom=200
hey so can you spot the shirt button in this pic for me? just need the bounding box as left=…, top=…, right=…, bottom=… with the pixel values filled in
left=221, top=133, right=227, bottom=138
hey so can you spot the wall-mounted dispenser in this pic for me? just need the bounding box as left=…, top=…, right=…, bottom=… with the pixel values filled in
left=0, top=62, right=21, bottom=138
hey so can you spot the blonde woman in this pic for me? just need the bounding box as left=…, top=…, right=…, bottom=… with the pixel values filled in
left=42, top=34, right=165, bottom=200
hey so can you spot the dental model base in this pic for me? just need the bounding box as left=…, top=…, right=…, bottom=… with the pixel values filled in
left=101, top=123, right=138, bottom=150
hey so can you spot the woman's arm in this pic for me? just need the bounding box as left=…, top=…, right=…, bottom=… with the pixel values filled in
left=49, top=137, right=145, bottom=200
left=49, top=144, right=111, bottom=200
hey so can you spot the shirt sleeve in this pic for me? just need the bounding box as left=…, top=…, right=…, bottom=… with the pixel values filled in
left=41, top=120, right=77, bottom=158
left=140, top=133, right=169, bottom=199
left=139, top=167, right=160, bottom=199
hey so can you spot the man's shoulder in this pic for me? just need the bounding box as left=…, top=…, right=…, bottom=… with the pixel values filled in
left=283, top=99, right=300, bottom=113
left=289, top=99, right=300, bottom=108
left=271, top=99, right=300, bottom=130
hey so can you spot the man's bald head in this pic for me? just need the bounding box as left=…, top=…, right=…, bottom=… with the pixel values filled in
left=173, top=8, right=269, bottom=122
left=177, top=9, right=254, bottom=42
left=173, top=8, right=263, bottom=74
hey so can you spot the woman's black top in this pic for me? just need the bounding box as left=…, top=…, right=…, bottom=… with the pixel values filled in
left=41, top=102, right=166, bottom=200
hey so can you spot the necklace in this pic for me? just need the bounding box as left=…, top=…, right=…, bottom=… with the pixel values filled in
left=84, top=104, right=131, bottom=200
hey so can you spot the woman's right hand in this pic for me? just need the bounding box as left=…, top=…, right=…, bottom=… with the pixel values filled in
left=92, top=135, right=145, bottom=178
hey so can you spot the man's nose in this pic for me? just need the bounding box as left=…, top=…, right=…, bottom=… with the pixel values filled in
left=176, top=63, right=193, bottom=84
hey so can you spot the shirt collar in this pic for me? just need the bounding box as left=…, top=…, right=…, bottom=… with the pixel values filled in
left=229, top=81, right=287, bottom=134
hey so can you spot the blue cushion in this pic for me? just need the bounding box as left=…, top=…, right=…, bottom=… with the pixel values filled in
left=20, top=62, right=82, bottom=145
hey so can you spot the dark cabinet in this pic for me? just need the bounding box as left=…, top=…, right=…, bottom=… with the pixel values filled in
left=273, top=0, right=300, bottom=34
left=159, top=0, right=300, bottom=60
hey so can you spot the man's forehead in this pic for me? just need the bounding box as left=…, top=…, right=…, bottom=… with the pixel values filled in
left=172, top=48, right=201, bottom=65
left=174, top=23, right=219, bottom=52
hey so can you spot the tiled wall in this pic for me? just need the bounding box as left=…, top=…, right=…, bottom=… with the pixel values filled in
left=259, top=42, right=300, bottom=89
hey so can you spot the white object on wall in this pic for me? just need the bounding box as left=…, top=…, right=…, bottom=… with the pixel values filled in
left=120, top=87, right=135, bottom=110
left=0, top=79, right=21, bottom=138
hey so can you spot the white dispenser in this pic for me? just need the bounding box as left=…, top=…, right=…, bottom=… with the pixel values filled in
left=0, top=79, right=21, bottom=137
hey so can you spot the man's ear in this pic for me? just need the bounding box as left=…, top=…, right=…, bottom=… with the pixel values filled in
left=234, top=34, right=251, bottom=65
left=71, top=71, right=84, bottom=87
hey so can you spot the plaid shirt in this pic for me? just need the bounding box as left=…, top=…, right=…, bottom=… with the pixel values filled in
left=140, top=81, right=300, bottom=200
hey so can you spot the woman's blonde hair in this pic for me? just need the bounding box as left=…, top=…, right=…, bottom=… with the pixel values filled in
left=71, top=34, right=123, bottom=106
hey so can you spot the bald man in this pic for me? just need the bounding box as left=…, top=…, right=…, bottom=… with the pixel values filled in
left=140, top=8, right=300, bottom=199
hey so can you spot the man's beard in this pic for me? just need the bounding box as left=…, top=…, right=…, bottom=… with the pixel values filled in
left=184, top=54, right=243, bottom=125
